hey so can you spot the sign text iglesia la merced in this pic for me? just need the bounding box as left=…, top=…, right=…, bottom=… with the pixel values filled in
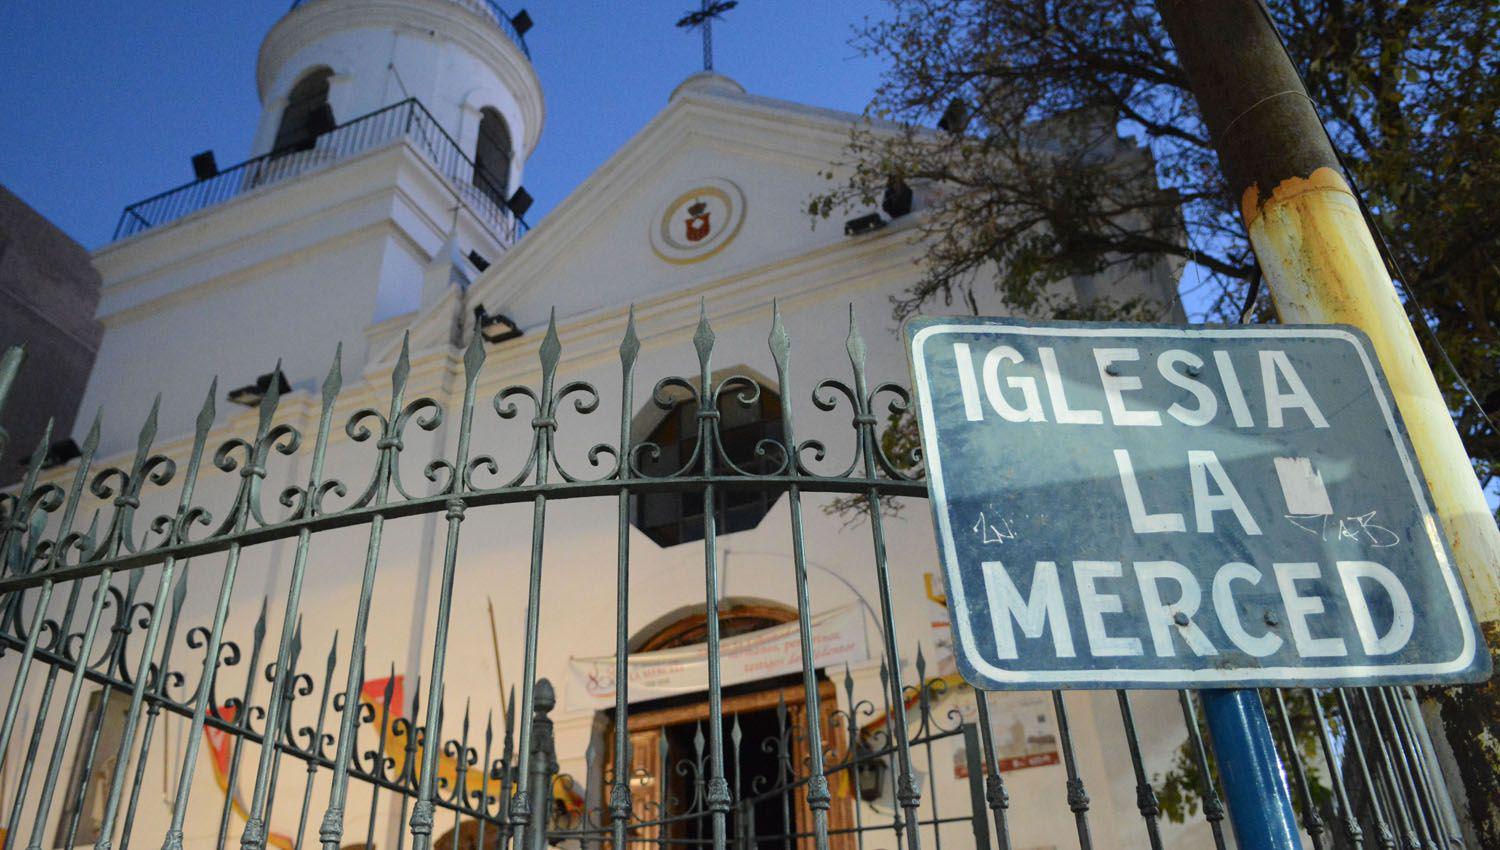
left=908, top=318, right=1488, bottom=689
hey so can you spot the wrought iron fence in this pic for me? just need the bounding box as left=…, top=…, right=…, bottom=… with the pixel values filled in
left=0, top=305, right=1471, bottom=850
left=288, top=0, right=531, bottom=58
left=112, top=98, right=527, bottom=245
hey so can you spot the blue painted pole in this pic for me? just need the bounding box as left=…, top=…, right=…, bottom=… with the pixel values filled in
left=1199, top=689, right=1300, bottom=850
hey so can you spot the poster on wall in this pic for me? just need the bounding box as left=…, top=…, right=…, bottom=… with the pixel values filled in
left=953, top=691, right=1061, bottom=778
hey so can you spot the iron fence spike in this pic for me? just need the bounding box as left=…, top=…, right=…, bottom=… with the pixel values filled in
left=18, top=418, right=55, bottom=485
left=464, top=326, right=486, bottom=381
left=195, top=380, right=218, bottom=441
left=124, top=563, right=145, bottom=595
left=257, top=359, right=284, bottom=438
left=768, top=300, right=789, bottom=370
left=845, top=304, right=867, bottom=372
left=326, top=632, right=340, bottom=676
left=393, top=334, right=412, bottom=400
left=619, top=305, right=640, bottom=370
left=172, top=566, right=190, bottom=609
left=135, top=395, right=162, bottom=460
left=254, top=597, right=269, bottom=642
left=81, top=409, right=103, bottom=459
left=81, top=508, right=101, bottom=552
left=290, top=619, right=303, bottom=662
left=539, top=308, right=562, bottom=375
left=323, top=345, right=343, bottom=407
left=693, top=299, right=715, bottom=368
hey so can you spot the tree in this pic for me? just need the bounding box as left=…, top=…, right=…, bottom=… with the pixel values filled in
left=812, top=0, right=1499, bottom=489
left=815, top=1, right=1500, bottom=841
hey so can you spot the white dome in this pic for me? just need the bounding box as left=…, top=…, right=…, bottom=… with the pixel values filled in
left=669, top=71, right=747, bottom=102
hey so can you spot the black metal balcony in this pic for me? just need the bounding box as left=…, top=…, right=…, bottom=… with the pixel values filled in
left=287, top=0, right=531, bottom=58
left=113, top=98, right=527, bottom=245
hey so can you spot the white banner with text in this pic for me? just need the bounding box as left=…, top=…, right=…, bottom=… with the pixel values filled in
left=567, top=604, right=869, bottom=711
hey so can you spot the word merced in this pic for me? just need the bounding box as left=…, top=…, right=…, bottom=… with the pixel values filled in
left=979, top=558, right=1411, bottom=663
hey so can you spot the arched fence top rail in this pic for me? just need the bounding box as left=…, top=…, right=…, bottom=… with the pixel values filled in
left=0, top=305, right=919, bottom=595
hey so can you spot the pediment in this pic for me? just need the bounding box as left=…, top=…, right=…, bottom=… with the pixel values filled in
left=465, top=82, right=890, bottom=331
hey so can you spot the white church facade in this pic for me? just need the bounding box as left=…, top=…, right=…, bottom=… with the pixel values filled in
left=0, top=3, right=1236, bottom=850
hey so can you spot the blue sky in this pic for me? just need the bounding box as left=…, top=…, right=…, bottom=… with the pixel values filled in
left=0, top=1, right=888, bottom=249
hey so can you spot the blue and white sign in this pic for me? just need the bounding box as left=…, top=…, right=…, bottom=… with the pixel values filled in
left=906, top=318, right=1489, bottom=690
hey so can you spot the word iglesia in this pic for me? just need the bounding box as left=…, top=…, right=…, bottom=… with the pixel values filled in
left=908, top=319, right=1484, bottom=689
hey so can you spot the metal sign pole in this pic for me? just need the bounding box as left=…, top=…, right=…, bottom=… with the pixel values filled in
left=1199, top=689, right=1300, bottom=850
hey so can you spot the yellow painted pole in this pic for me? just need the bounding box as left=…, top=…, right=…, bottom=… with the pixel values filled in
left=1158, top=0, right=1500, bottom=629
left=1244, top=169, right=1500, bottom=623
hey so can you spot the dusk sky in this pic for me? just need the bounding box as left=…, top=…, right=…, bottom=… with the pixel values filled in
left=0, top=1, right=888, bottom=248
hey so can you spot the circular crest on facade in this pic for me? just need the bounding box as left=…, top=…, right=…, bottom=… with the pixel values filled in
left=650, top=178, right=746, bottom=265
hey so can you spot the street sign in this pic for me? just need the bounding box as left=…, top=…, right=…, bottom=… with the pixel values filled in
left=906, top=317, right=1490, bottom=690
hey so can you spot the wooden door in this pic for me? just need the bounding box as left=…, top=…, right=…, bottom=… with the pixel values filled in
left=605, top=680, right=855, bottom=850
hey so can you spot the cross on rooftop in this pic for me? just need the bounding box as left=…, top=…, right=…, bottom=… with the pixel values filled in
left=675, top=0, right=738, bottom=72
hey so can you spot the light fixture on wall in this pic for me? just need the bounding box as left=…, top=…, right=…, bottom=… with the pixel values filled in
left=844, top=212, right=886, bottom=237
left=856, top=742, right=888, bottom=802
left=882, top=175, right=912, bottom=219
left=506, top=186, right=534, bottom=220
left=227, top=370, right=291, bottom=407
left=474, top=305, right=523, bottom=344
left=191, top=150, right=219, bottom=180
left=937, top=98, right=970, bottom=134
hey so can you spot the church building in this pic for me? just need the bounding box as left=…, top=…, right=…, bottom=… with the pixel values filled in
left=0, top=4, right=1258, bottom=850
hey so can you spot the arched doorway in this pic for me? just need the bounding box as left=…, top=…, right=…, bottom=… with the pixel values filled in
left=599, top=603, right=855, bottom=850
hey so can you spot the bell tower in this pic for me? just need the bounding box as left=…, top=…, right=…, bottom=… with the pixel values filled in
left=81, top=0, right=545, bottom=453
left=255, top=0, right=543, bottom=196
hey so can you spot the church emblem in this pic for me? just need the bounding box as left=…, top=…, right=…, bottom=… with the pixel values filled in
left=651, top=178, right=746, bottom=264
left=684, top=199, right=711, bottom=242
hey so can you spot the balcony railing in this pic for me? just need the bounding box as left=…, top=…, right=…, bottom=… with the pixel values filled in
left=113, top=98, right=527, bottom=245
left=288, top=0, right=531, bottom=58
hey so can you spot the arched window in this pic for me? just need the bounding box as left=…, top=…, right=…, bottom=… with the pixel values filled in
left=473, top=108, right=512, bottom=207
left=272, top=68, right=336, bottom=154
left=632, top=383, right=784, bottom=547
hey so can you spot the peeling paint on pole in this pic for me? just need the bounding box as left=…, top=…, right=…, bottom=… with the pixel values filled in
left=1158, top=0, right=1500, bottom=625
